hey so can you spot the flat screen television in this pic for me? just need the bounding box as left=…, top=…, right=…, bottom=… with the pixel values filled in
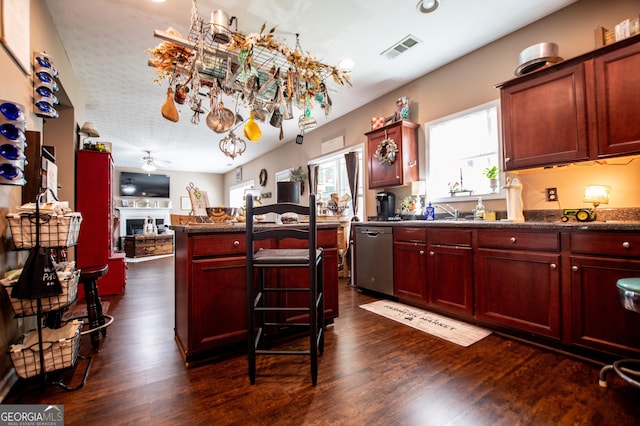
left=119, top=171, right=170, bottom=198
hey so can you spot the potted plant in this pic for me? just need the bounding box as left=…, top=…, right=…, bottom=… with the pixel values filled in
left=482, top=166, right=500, bottom=192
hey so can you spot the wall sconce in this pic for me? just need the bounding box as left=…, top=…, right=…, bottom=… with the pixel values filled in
left=584, top=184, right=611, bottom=219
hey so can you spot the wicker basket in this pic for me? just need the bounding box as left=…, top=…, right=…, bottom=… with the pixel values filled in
left=0, top=269, right=80, bottom=316
left=9, top=320, right=82, bottom=379
left=6, top=212, right=82, bottom=249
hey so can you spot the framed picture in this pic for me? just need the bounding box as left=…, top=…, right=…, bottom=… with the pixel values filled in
left=180, top=196, right=190, bottom=211
left=235, top=167, right=242, bottom=182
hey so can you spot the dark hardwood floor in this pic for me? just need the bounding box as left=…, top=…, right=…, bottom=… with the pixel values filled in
left=4, top=257, right=639, bottom=425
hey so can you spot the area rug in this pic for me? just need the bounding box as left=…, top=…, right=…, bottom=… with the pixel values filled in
left=360, top=300, right=491, bottom=347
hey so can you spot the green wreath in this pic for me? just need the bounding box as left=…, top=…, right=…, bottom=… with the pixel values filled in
left=375, top=138, right=398, bottom=166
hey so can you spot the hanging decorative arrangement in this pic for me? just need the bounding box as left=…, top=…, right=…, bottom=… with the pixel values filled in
left=375, top=138, right=398, bottom=166
left=146, top=0, right=350, bottom=159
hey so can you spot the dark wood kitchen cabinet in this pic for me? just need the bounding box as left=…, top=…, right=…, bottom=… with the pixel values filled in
left=569, top=232, right=640, bottom=358
left=393, top=228, right=428, bottom=306
left=173, top=226, right=339, bottom=365
left=592, top=40, right=640, bottom=157
left=500, top=63, right=590, bottom=170
left=427, top=228, right=473, bottom=317
left=366, top=120, right=419, bottom=189
left=499, top=35, right=640, bottom=170
left=476, top=229, right=561, bottom=339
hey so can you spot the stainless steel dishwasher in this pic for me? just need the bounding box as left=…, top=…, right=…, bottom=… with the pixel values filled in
left=355, top=226, right=394, bottom=296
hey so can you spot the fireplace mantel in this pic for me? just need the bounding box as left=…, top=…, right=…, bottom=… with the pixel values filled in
left=117, top=207, right=172, bottom=238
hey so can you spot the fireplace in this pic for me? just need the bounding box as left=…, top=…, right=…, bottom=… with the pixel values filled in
left=126, top=218, right=166, bottom=235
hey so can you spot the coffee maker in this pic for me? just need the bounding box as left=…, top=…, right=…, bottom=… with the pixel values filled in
left=376, top=191, right=396, bottom=219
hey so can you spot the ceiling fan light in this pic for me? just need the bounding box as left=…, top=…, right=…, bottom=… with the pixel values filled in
left=416, top=0, right=439, bottom=14
left=142, top=162, right=156, bottom=172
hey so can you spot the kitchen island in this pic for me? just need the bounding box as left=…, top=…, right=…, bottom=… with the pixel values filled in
left=171, top=222, right=340, bottom=365
left=354, top=218, right=640, bottom=361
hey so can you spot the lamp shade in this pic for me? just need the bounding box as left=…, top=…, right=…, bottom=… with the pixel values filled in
left=583, top=185, right=611, bottom=205
left=79, top=122, right=100, bottom=137
left=277, top=181, right=300, bottom=203
left=411, top=180, right=426, bottom=196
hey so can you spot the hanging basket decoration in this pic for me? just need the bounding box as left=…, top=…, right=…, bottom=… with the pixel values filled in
left=375, top=138, right=398, bottom=166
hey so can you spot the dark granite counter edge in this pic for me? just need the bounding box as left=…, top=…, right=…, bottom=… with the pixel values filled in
left=355, top=220, right=640, bottom=231
left=170, top=222, right=340, bottom=234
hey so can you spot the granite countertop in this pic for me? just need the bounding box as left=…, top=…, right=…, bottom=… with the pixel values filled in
left=170, top=221, right=340, bottom=234
left=356, top=219, right=640, bottom=231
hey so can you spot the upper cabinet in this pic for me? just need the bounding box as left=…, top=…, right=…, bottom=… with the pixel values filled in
left=498, top=35, right=640, bottom=171
left=366, top=120, right=419, bottom=189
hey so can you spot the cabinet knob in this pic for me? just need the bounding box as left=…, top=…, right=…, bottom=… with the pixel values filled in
left=429, top=251, right=435, bottom=256
left=572, top=265, right=579, bottom=272
left=505, top=157, right=511, bottom=162
left=419, top=250, right=425, bottom=255
left=233, top=240, right=240, bottom=247
left=550, top=263, right=557, bottom=269
left=510, top=237, right=517, bottom=243
left=622, top=241, right=631, bottom=249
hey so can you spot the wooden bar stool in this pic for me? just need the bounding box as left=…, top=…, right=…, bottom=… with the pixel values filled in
left=599, top=277, right=640, bottom=388
left=245, top=193, right=324, bottom=385
left=78, top=265, right=112, bottom=351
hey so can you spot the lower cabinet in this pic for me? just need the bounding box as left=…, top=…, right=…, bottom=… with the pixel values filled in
left=191, top=257, right=247, bottom=353
left=569, top=231, right=640, bottom=357
left=476, top=229, right=561, bottom=339
left=393, top=228, right=428, bottom=306
left=174, top=227, right=340, bottom=364
left=427, top=229, right=473, bottom=317
left=476, top=249, right=561, bottom=338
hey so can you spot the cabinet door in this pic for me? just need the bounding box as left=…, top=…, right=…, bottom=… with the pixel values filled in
left=500, top=63, right=590, bottom=170
left=476, top=249, right=561, bottom=338
left=191, top=257, right=247, bottom=353
left=393, top=241, right=428, bottom=306
left=428, top=244, right=473, bottom=317
left=570, top=255, right=640, bottom=357
left=368, top=124, right=404, bottom=188
left=593, top=42, right=640, bottom=157
left=277, top=247, right=339, bottom=325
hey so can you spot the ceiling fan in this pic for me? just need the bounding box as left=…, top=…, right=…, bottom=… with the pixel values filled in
left=141, top=150, right=171, bottom=174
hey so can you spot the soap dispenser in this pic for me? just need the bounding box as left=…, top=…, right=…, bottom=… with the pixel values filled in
left=474, top=197, right=485, bottom=220
left=425, top=202, right=435, bottom=221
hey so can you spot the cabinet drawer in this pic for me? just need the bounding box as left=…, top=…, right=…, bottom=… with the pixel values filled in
left=428, top=228, right=472, bottom=246
left=570, top=232, right=640, bottom=257
left=394, top=227, right=427, bottom=243
left=192, top=234, right=246, bottom=256
left=478, top=229, right=559, bottom=251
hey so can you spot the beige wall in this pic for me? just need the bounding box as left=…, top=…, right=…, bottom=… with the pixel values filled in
left=228, top=0, right=640, bottom=217
left=0, top=0, right=89, bottom=395
left=114, top=167, right=224, bottom=213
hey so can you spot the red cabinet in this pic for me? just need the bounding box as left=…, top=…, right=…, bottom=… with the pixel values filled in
left=76, top=150, right=126, bottom=295
left=393, top=228, right=428, bottom=306
left=366, top=121, right=419, bottom=188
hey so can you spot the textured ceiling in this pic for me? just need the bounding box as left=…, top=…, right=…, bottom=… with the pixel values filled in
left=44, top=0, right=577, bottom=174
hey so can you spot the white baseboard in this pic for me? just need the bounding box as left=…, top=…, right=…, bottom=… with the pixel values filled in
left=0, top=369, right=18, bottom=403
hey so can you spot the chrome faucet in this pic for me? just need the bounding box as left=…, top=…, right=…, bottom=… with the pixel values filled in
left=434, top=204, right=459, bottom=220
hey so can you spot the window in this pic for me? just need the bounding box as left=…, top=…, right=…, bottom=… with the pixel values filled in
left=309, top=146, right=364, bottom=218
left=426, top=100, right=502, bottom=201
left=229, top=180, right=255, bottom=208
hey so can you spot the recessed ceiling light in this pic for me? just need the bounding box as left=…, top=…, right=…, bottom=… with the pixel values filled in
left=416, top=0, right=439, bottom=14
left=339, top=58, right=354, bottom=70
